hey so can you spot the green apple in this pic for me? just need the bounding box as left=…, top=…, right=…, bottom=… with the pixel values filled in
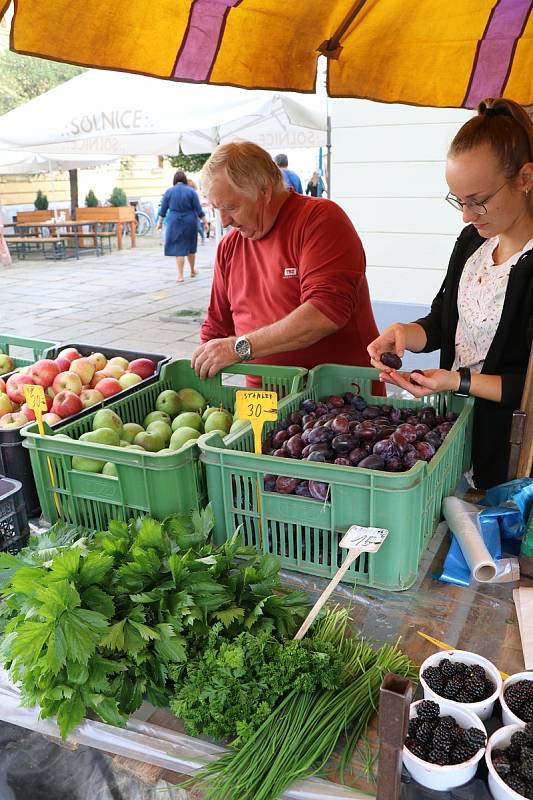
left=80, top=427, right=121, bottom=446
left=204, top=409, right=232, bottom=434
left=202, top=405, right=219, bottom=422
left=143, top=410, right=171, bottom=428
left=171, top=411, right=203, bottom=432
left=122, top=422, right=145, bottom=443
left=93, top=408, right=123, bottom=436
left=169, top=426, right=201, bottom=450
left=147, top=420, right=172, bottom=445
left=177, top=387, right=205, bottom=412
left=124, top=444, right=145, bottom=451
left=118, top=372, right=142, bottom=390
left=229, top=419, right=250, bottom=434
left=134, top=430, right=165, bottom=452
left=155, top=389, right=182, bottom=418
left=72, top=455, right=105, bottom=473
left=102, top=462, right=118, bottom=477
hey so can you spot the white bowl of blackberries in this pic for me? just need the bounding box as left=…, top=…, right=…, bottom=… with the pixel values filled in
left=501, top=673, right=533, bottom=727
left=486, top=723, right=533, bottom=799
left=403, top=699, right=487, bottom=790
left=419, top=649, right=502, bottom=720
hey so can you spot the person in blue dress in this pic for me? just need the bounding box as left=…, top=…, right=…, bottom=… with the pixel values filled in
left=156, top=170, right=207, bottom=282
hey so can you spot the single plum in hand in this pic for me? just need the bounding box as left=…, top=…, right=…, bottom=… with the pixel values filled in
left=381, top=352, right=402, bottom=370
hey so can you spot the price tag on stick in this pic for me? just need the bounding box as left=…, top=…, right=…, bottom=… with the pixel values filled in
left=23, top=384, right=61, bottom=515
left=235, top=390, right=278, bottom=454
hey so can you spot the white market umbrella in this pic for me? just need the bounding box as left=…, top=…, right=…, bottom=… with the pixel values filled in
left=0, top=149, right=117, bottom=174
left=0, top=70, right=326, bottom=156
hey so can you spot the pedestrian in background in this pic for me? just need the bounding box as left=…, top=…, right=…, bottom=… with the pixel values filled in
left=306, top=171, right=326, bottom=197
left=156, top=170, right=208, bottom=282
left=274, top=153, right=303, bottom=193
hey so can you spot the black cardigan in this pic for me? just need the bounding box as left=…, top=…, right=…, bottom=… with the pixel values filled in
left=414, top=225, right=533, bottom=489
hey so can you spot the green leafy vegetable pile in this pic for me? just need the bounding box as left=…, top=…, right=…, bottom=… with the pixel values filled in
left=0, top=507, right=310, bottom=739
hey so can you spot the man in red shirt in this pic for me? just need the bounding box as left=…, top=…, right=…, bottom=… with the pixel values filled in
left=191, top=142, right=380, bottom=379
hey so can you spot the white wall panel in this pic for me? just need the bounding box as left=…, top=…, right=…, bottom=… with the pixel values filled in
left=366, top=266, right=444, bottom=305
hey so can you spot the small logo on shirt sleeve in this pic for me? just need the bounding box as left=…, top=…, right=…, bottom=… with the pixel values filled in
left=282, top=266, right=299, bottom=278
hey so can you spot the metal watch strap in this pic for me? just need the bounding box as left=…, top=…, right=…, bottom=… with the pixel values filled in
left=454, top=366, right=471, bottom=397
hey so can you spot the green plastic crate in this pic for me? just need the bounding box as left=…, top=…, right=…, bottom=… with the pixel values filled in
left=200, top=364, right=474, bottom=591
left=0, top=334, right=59, bottom=371
left=21, top=360, right=306, bottom=529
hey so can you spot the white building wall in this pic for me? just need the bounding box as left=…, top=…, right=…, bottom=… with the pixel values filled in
left=330, top=99, right=472, bottom=305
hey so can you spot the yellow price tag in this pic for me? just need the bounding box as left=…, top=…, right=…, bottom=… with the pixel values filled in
left=235, top=390, right=278, bottom=454
left=22, top=384, right=61, bottom=516
left=23, top=384, right=48, bottom=413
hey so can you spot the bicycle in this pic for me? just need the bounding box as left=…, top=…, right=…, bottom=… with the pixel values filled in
left=134, top=209, right=153, bottom=237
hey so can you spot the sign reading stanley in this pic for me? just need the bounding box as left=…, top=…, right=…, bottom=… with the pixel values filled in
left=0, top=70, right=326, bottom=156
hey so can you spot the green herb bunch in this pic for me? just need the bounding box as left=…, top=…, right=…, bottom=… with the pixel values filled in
left=0, top=507, right=310, bottom=739
left=171, top=626, right=343, bottom=744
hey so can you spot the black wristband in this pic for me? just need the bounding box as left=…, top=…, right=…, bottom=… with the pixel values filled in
left=454, top=367, right=471, bottom=397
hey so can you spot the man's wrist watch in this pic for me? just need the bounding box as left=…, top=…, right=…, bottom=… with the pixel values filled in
left=454, top=367, right=471, bottom=397
left=234, top=335, right=252, bottom=362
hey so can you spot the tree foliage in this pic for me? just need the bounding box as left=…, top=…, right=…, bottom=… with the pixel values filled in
left=0, top=50, right=85, bottom=114
left=166, top=148, right=210, bottom=174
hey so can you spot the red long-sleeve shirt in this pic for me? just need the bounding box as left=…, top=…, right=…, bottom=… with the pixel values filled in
left=201, top=192, right=379, bottom=370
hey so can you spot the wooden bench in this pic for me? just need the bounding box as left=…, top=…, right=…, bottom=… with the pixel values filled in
left=74, top=207, right=136, bottom=249
left=6, top=235, right=67, bottom=260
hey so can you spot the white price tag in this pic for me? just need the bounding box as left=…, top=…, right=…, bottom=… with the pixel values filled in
left=339, top=525, right=389, bottom=551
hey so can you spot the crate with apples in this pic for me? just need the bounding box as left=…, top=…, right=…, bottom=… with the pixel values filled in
left=21, top=359, right=306, bottom=530
left=0, top=343, right=169, bottom=517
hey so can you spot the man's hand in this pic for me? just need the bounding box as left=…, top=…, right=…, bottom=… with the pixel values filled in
left=191, top=337, right=238, bottom=379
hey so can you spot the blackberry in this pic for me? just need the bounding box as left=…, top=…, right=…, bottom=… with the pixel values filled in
left=453, top=661, right=468, bottom=674
left=427, top=748, right=449, bottom=765
left=492, top=753, right=512, bottom=778
left=415, top=721, right=437, bottom=746
left=521, top=745, right=533, bottom=762
left=463, top=727, right=486, bottom=751
left=442, top=674, right=464, bottom=700
left=463, top=676, right=490, bottom=701
left=521, top=700, right=533, bottom=723
left=450, top=742, right=476, bottom=764
left=519, top=761, right=533, bottom=783
left=456, top=692, right=471, bottom=703
left=416, top=700, right=440, bottom=720
left=511, top=731, right=530, bottom=750
left=469, top=664, right=486, bottom=680
left=439, top=715, right=457, bottom=728
left=505, top=742, right=523, bottom=763
left=504, top=774, right=526, bottom=795
left=407, top=718, right=420, bottom=738
left=405, top=738, right=427, bottom=760
left=422, top=666, right=444, bottom=693
left=505, top=681, right=533, bottom=714
left=439, top=658, right=456, bottom=678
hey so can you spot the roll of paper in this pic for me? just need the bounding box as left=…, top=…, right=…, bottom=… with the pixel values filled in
left=442, top=497, right=497, bottom=583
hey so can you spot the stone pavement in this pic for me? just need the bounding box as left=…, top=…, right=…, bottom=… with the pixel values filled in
left=1, top=234, right=217, bottom=360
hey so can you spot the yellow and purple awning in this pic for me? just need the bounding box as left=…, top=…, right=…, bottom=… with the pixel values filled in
left=1, top=0, right=532, bottom=108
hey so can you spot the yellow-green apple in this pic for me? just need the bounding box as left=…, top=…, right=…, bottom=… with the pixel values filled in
left=54, top=356, right=71, bottom=372
left=72, top=455, right=105, bottom=473
left=155, top=389, right=181, bottom=418
left=51, top=390, right=83, bottom=418
left=147, top=420, right=172, bottom=445
left=128, top=358, right=155, bottom=379
left=79, top=388, right=104, bottom=409
left=172, top=411, right=202, bottom=432
left=0, top=354, right=14, bottom=375
left=6, top=373, right=34, bottom=404
left=169, top=426, right=201, bottom=450
left=144, top=411, right=171, bottom=427
left=87, top=352, right=107, bottom=370
left=42, top=412, right=61, bottom=425
left=92, top=408, right=123, bottom=435
left=80, top=427, right=120, bottom=446
left=204, top=409, right=232, bottom=434
left=21, top=395, right=53, bottom=421
left=0, top=393, right=13, bottom=416
left=70, top=357, right=95, bottom=385
left=0, top=378, right=5, bottom=393
left=57, top=347, right=81, bottom=364
left=119, top=372, right=142, bottom=389
left=133, top=430, right=165, bottom=452
left=177, top=388, right=205, bottom=412
left=52, top=371, right=83, bottom=395
left=0, top=411, right=29, bottom=429
left=102, top=363, right=125, bottom=379
left=29, top=358, right=60, bottom=388
left=121, top=422, right=144, bottom=443
left=94, top=377, right=122, bottom=398
left=107, top=356, right=129, bottom=371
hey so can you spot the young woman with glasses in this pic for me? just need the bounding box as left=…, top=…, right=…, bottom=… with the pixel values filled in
left=367, top=97, right=533, bottom=489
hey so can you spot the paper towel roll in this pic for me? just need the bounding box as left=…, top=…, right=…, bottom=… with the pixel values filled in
left=442, top=497, right=497, bottom=582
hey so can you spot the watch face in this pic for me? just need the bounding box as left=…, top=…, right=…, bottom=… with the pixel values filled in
left=236, top=337, right=251, bottom=359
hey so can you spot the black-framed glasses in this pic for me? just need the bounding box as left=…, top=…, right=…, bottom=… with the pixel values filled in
left=445, top=181, right=508, bottom=215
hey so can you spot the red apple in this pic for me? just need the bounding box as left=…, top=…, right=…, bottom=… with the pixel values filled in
left=0, top=411, right=29, bottom=429
left=0, top=353, right=14, bottom=376
left=52, top=390, right=83, bottom=418
left=79, top=388, right=104, bottom=409
left=29, top=358, right=60, bottom=388
left=42, top=412, right=61, bottom=426
left=0, top=392, right=13, bottom=415
left=55, top=356, right=71, bottom=372
left=70, top=357, right=96, bottom=385
left=128, top=358, right=155, bottom=379
left=57, top=347, right=82, bottom=364
left=90, top=370, right=107, bottom=388
left=107, top=356, right=129, bottom=371
left=94, top=377, right=122, bottom=398
left=0, top=378, right=5, bottom=393
left=52, top=371, right=83, bottom=395
left=20, top=394, right=53, bottom=421
left=102, top=363, right=125, bottom=379
left=6, top=373, right=34, bottom=404
left=88, top=352, right=107, bottom=370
